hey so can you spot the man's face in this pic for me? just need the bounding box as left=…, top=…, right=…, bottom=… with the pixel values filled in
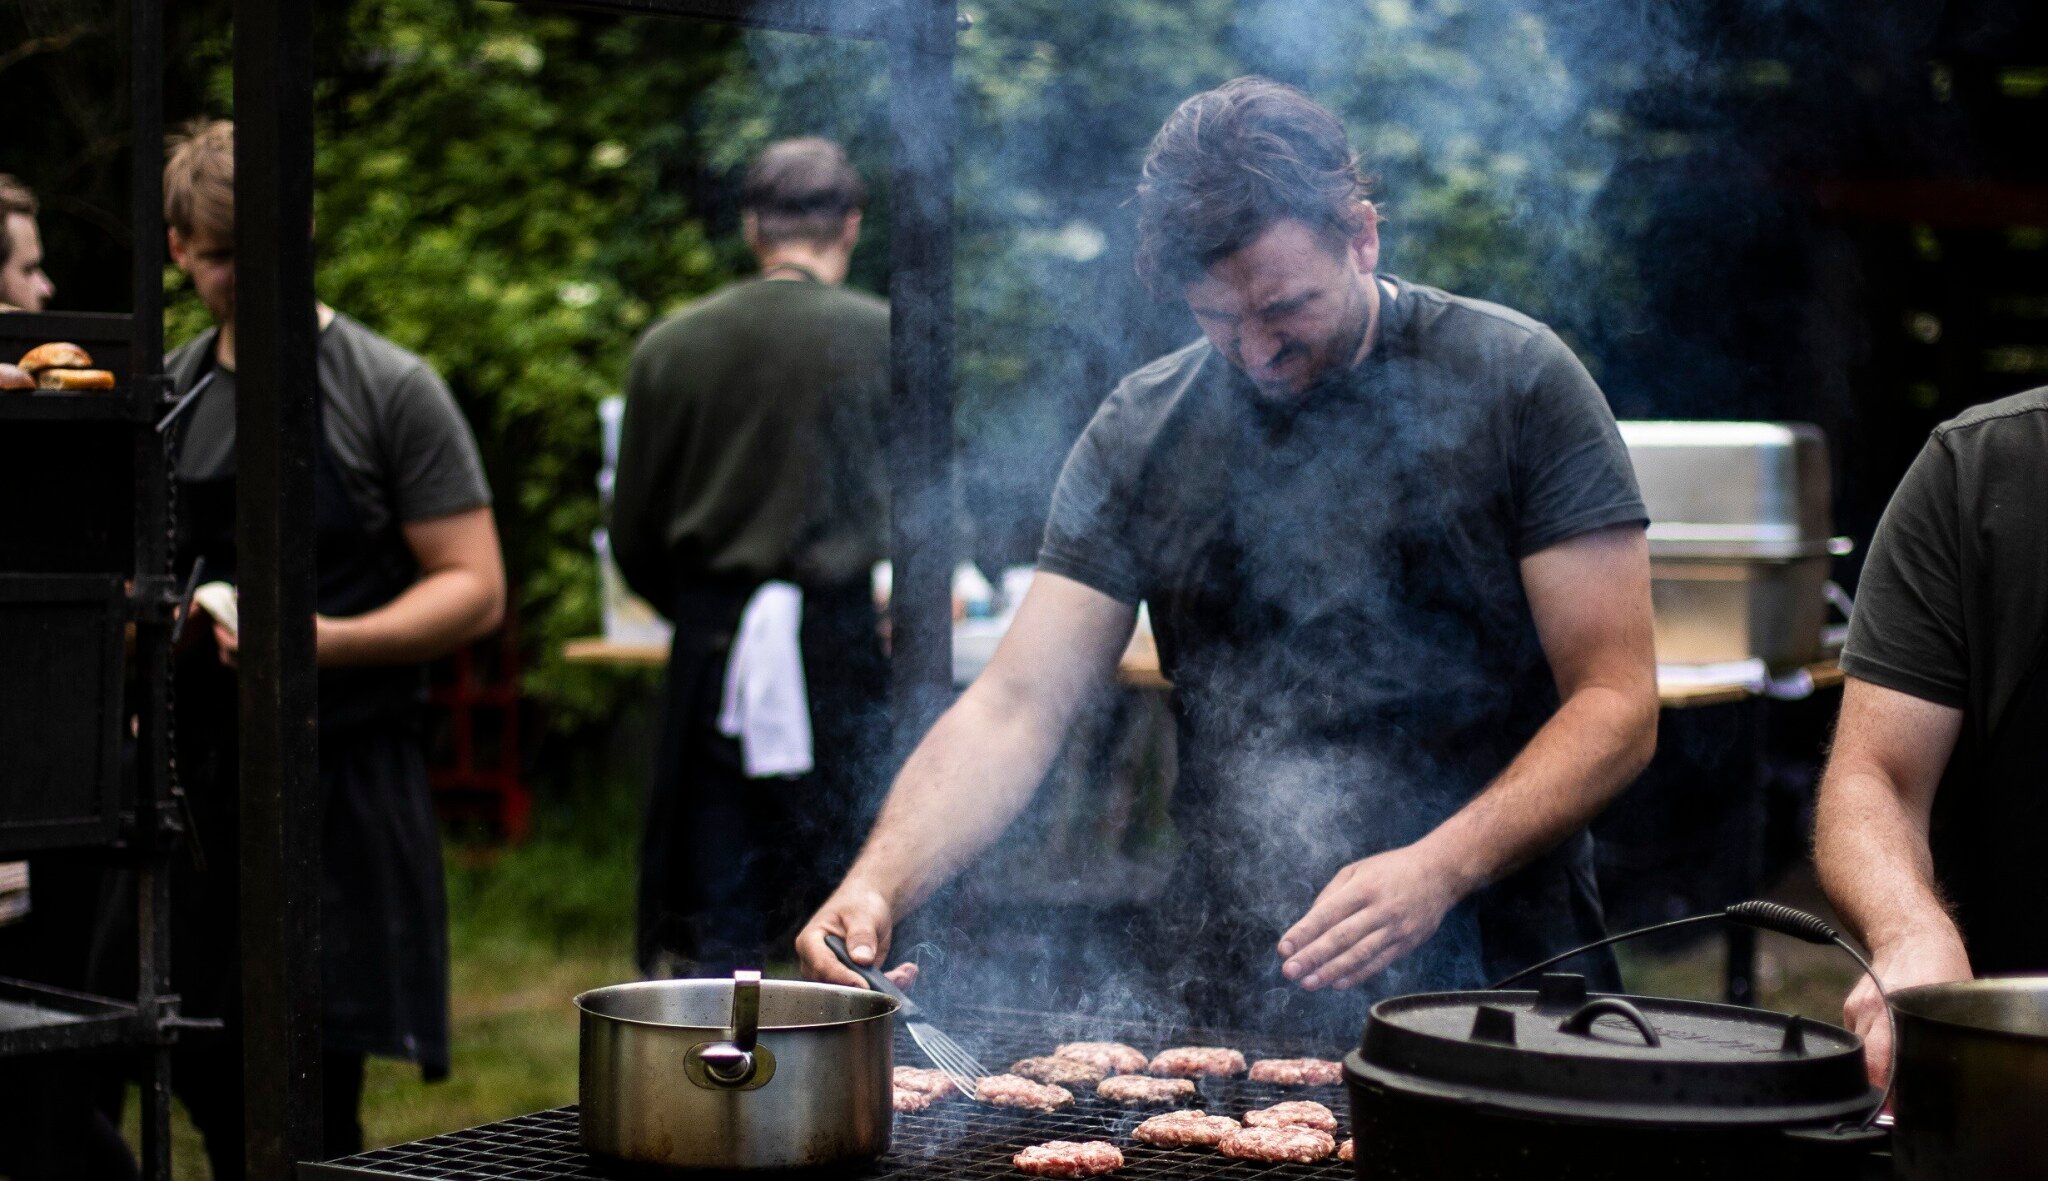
left=1, top=212, right=55, bottom=312
left=1183, top=213, right=1379, bottom=403
left=168, top=223, right=235, bottom=327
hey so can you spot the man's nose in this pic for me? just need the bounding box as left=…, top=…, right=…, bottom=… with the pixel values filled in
left=1238, top=323, right=1285, bottom=371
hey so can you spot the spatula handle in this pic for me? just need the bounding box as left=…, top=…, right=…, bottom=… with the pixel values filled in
left=823, top=932, right=921, bottom=1018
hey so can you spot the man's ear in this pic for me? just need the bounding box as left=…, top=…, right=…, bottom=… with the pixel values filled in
left=1351, top=201, right=1381, bottom=275
left=741, top=210, right=762, bottom=257
left=167, top=227, right=188, bottom=271
left=838, top=210, right=863, bottom=252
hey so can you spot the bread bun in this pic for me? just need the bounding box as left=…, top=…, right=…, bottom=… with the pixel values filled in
left=0, top=363, right=31, bottom=390
left=19, top=342, right=94, bottom=374
left=35, top=368, right=117, bottom=391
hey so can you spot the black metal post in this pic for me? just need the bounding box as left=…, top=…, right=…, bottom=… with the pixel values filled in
left=126, top=0, right=174, bottom=1173
left=885, top=0, right=958, bottom=759
left=234, top=0, right=324, bottom=1169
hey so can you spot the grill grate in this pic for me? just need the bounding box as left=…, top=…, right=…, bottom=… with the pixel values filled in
left=302, top=1007, right=1358, bottom=1180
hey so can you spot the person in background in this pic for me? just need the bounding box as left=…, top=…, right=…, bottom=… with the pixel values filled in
left=796, top=78, right=1658, bottom=1040
left=0, top=173, right=56, bottom=312
left=1814, top=384, right=2048, bottom=1088
left=611, top=136, right=890, bottom=978
left=162, top=119, right=505, bottom=1168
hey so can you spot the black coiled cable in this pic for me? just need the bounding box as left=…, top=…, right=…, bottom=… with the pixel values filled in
left=1489, top=899, right=1895, bottom=1130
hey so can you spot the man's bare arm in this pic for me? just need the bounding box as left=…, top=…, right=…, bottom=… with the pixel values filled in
left=796, top=573, right=1136, bottom=987
left=1280, top=524, right=1658, bottom=989
left=319, top=507, right=506, bottom=665
left=1813, top=676, right=1968, bottom=1086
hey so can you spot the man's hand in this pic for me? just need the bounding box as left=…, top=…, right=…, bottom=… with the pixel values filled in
left=1277, top=844, right=1463, bottom=991
left=795, top=881, right=918, bottom=991
left=1848, top=925, right=1972, bottom=1090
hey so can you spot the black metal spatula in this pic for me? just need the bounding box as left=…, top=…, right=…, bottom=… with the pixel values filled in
left=825, top=933, right=985, bottom=1099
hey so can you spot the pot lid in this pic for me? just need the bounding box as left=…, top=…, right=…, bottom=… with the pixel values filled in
left=1346, top=974, right=1877, bottom=1128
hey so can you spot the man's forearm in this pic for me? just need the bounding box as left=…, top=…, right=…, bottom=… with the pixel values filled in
left=843, top=681, right=1070, bottom=913
left=1418, top=683, right=1656, bottom=896
left=1814, top=763, right=1954, bottom=954
left=319, top=567, right=504, bottom=666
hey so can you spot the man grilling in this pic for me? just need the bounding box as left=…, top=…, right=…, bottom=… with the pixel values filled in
left=1813, top=385, right=2048, bottom=1087
left=797, top=77, right=1657, bottom=1037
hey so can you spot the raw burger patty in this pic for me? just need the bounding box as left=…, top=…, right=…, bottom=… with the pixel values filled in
left=1218, top=1125, right=1337, bottom=1164
left=893, top=1086, right=943, bottom=1113
left=978, top=1074, right=1076, bottom=1112
left=1013, top=1140, right=1124, bottom=1178
left=1011, top=1055, right=1109, bottom=1088
left=1339, top=1138, right=1356, bottom=1162
left=895, top=1066, right=957, bottom=1096
left=1131, top=1110, right=1241, bottom=1148
left=1095, top=1075, right=1197, bottom=1107
left=1054, top=1041, right=1150, bottom=1075
left=1147, top=1047, right=1247, bottom=1078
left=1248, top=1057, right=1344, bottom=1086
left=1243, top=1100, right=1339, bottom=1132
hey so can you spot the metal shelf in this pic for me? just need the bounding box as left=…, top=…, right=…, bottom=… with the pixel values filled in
left=0, top=977, right=142, bottom=1057
left=0, top=387, right=151, bottom=422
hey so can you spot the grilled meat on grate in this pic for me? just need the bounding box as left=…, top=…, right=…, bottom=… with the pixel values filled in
left=1339, top=1137, right=1356, bottom=1162
left=893, top=1087, right=945, bottom=1113
left=1131, top=1110, right=1242, bottom=1148
left=1012, top=1140, right=1124, bottom=1178
left=1247, top=1057, right=1344, bottom=1086
left=1219, top=1124, right=1338, bottom=1163
left=1147, top=1046, right=1247, bottom=1078
left=1054, top=1041, right=1149, bottom=1076
left=895, top=1067, right=957, bottom=1096
left=1095, top=1075, right=1197, bottom=1107
left=977, top=1074, right=1076, bottom=1112
left=1243, top=1100, right=1338, bottom=1131
left=1010, top=1055, right=1109, bottom=1088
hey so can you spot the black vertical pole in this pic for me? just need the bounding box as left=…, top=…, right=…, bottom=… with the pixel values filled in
left=127, top=0, right=173, bottom=1176
left=234, top=0, right=324, bottom=1170
left=885, top=0, right=958, bottom=759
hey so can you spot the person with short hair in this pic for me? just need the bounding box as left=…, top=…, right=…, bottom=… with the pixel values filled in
left=612, top=136, right=890, bottom=977
left=161, top=118, right=506, bottom=1168
left=796, top=79, right=1658, bottom=1038
left=0, top=174, right=56, bottom=311
left=1814, top=384, right=2048, bottom=1088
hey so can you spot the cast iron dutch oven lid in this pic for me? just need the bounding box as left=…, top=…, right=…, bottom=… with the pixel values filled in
left=1344, top=973, right=1879, bottom=1128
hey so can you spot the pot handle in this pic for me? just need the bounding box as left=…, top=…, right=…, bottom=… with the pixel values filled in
left=1558, top=998, right=1662, bottom=1048
left=686, top=970, right=776, bottom=1090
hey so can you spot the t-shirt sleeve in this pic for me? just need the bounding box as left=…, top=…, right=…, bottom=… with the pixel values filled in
left=1037, top=397, right=1145, bottom=604
left=1840, top=436, right=1967, bottom=708
left=1511, top=329, right=1648, bottom=556
left=381, top=361, right=493, bottom=522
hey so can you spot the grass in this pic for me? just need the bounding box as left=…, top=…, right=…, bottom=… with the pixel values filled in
left=125, top=783, right=640, bottom=1179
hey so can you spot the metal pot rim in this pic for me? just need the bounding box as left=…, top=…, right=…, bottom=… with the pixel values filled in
left=574, top=977, right=899, bottom=1033
left=1892, top=976, right=2048, bottom=1042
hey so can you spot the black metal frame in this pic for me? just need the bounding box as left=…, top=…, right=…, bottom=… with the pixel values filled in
left=0, top=1, right=188, bottom=1177
left=221, top=0, right=957, bottom=1173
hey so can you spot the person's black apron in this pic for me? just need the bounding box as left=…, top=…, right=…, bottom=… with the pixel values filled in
left=1132, top=357, right=1616, bottom=1044
left=170, top=335, right=451, bottom=1079
left=1933, top=638, right=2048, bottom=975
left=636, top=577, right=886, bottom=975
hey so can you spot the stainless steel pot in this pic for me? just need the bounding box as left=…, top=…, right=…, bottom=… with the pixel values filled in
left=577, top=971, right=898, bottom=1171
left=1891, top=977, right=2048, bottom=1180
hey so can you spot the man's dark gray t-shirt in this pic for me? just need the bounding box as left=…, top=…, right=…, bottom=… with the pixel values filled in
left=1039, top=275, right=1646, bottom=1001
left=170, top=313, right=492, bottom=529
left=1840, top=386, right=2048, bottom=972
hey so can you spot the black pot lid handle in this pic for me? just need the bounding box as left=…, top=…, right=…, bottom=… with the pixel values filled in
left=1558, top=998, right=1661, bottom=1048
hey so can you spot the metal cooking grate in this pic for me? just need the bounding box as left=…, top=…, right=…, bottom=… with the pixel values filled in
left=301, top=1007, right=1358, bottom=1180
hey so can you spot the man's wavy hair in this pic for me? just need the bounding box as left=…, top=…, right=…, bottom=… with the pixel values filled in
left=1134, top=77, right=1370, bottom=295
left=742, top=137, right=867, bottom=249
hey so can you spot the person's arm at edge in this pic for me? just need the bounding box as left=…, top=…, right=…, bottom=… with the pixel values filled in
left=796, top=572, right=1137, bottom=987
left=609, top=346, right=676, bottom=615
left=1812, top=677, right=1968, bottom=1087
left=1279, top=523, right=1658, bottom=989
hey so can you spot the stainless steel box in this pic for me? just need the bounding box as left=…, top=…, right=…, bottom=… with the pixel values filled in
left=1618, top=421, right=1840, bottom=668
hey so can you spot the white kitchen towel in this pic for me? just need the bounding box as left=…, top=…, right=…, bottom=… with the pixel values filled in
left=717, top=581, right=814, bottom=779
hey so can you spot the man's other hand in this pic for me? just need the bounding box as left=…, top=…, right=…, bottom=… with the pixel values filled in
left=1277, top=844, right=1461, bottom=991
left=1850, top=925, right=1971, bottom=1090
left=796, top=881, right=918, bottom=991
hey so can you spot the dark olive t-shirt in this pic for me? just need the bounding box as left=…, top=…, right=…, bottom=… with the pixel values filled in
left=1840, top=386, right=2048, bottom=972
left=611, top=276, right=889, bottom=613
left=1039, top=276, right=1647, bottom=999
